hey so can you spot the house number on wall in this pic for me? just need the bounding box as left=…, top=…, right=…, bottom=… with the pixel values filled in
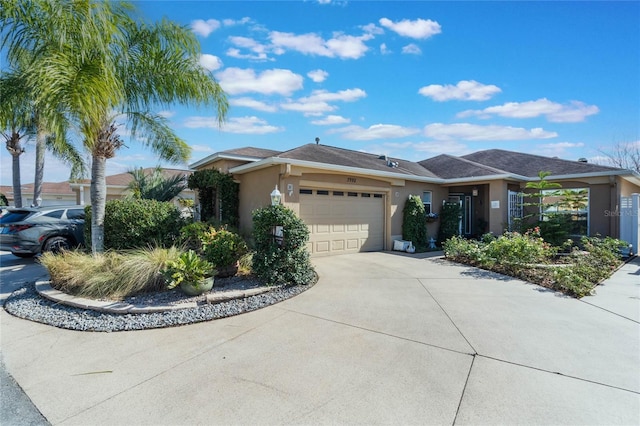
left=347, top=177, right=357, bottom=183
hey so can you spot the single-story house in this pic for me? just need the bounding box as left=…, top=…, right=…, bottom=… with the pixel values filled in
left=69, top=167, right=195, bottom=209
left=0, top=182, right=78, bottom=207
left=190, top=144, right=640, bottom=257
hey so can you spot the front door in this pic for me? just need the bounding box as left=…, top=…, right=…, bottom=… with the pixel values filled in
left=448, top=194, right=472, bottom=236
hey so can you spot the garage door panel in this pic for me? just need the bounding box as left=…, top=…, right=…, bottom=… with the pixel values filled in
left=300, top=190, right=384, bottom=256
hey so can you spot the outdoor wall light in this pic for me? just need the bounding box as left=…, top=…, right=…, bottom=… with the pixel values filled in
left=270, top=185, right=282, bottom=206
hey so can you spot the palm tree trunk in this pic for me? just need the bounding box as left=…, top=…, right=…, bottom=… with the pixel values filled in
left=11, top=151, right=23, bottom=208
left=6, top=132, right=24, bottom=208
left=90, top=154, right=107, bottom=254
left=32, top=127, right=46, bottom=207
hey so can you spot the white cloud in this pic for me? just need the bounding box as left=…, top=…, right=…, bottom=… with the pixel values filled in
left=457, top=98, right=600, bottom=122
left=190, top=144, right=215, bottom=153
left=157, top=110, right=175, bottom=118
left=311, top=115, right=351, bottom=125
left=230, top=97, right=278, bottom=112
left=215, top=68, right=304, bottom=96
left=184, top=116, right=283, bottom=135
left=199, top=54, right=223, bottom=71
left=329, top=124, right=420, bottom=140
left=423, top=123, right=558, bottom=141
left=380, top=43, right=391, bottom=55
left=307, top=69, right=329, bottom=83
left=222, top=17, right=251, bottom=26
left=301, top=88, right=366, bottom=103
left=419, top=80, right=502, bottom=102
left=402, top=43, right=422, bottom=55
left=280, top=101, right=336, bottom=116
left=227, top=36, right=271, bottom=61
left=191, top=19, right=221, bottom=37
left=269, top=30, right=371, bottom=59
left=226, top=47, right=270, bottom=61
left=534, top=142, right=585, bottom=158
left=379, top=18, right=442, bottom=39
left=361, top=23, right=384, bottom=36
left=366, top=141, right=470, bottom=158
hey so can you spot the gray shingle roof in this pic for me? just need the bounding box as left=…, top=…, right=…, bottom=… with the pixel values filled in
left=418, top=154, right=507, bottom=179
left=220, top=147, right=281, bottom=158
left=460, top=149, right=621, bottom=177
left=277, top=144, right=441, bottom=178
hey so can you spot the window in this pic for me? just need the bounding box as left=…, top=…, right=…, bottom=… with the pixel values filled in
left=299, top=189, right=312, bottom=195
left=542, top=188, right=589, bottom=235
left=347, top=192, right=358, bottom=197
left=66, top=209, right=85, bottom=220
left=317, top=190, right=329, bottom=195
left=333, top=191, right=344, bottom=196
left=361, top=193, right=371, bottom=198
left=422, top=191, right=433, bottom=214
left=43, top=210, right=64, bottom=219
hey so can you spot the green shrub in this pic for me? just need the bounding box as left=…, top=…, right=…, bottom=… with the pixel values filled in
left=483, top=228, right=555, bottom=266
left=178, top=222, right=210, bottom=253
left=85, top=199, right=186, bottom=250
left=251, top=204, right=315, bottom=286
left=438, top=202, right=462, bottom=244
left=443, top=232, right=623, bottom=298
left=402, top=195, right=427, bottom=249
left=201, top=227, right=248, bottom=268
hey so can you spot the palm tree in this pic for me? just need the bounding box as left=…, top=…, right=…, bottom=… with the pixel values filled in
left=2, top=1, right=227, bottom=253
left=126, top=167, right=187, bottom=202
left=0, top=70, right=33, bottom=207
left=1, top=6, right=86, bottom=207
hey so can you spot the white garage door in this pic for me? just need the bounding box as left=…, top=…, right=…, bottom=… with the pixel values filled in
left=299, top=189, right=385, bottom=256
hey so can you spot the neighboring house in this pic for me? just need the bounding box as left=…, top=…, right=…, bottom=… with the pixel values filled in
left=190, top=144, right=640, bottom=257
left=0, top=182, right=77, bottom=207
left=1, top=168, right=194, bottom=209
left=68, top=168, right=194, bottom=209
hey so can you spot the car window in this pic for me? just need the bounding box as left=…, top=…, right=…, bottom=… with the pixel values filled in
left=0, top=211, right=32, bottom=223
left=66, top=209, right=85, bottom=220
left=43, top=210, right=64, bottom=219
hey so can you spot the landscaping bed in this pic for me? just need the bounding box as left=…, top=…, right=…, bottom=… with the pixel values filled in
left=443, top=231, right=628, bottom=298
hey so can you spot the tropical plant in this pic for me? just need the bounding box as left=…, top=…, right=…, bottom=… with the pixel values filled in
left=522, top=171, right=562, bottom=221
left=126, top=166, right=187, bottom=202
left=161, top=249, right=215, bottom=290
left=1, top=9, right=86, bottom=207
left=1, top=0, right=228, bottom=254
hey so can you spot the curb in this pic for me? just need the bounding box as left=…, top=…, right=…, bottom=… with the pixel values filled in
left=35, top=281, right=280, bottom=315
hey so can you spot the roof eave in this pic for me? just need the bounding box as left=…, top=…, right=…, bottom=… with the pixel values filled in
left=189, top=153, right=266, bottom=169
left=230, top=157, right=446, bottom=183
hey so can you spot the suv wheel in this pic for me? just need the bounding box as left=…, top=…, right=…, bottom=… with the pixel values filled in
left=44, top=236, right=71, bottom=254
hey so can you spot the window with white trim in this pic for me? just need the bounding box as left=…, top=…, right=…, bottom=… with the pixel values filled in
left=422, top=191, right=433, bottom=214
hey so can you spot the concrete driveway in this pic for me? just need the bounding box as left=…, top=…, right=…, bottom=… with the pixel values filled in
left=1, top=252, right=638, bottom=425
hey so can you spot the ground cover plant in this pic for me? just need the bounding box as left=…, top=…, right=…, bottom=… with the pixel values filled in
left=443, top=230, right=626, bottom=298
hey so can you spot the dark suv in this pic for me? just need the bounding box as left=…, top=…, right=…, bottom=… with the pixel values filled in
left=0, top=205, right=85, bottom=258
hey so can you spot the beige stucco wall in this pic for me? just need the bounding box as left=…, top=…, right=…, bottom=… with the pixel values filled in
left=235, top=166, right=281, bottom=238
left=619, top=177, right=640, bottom=197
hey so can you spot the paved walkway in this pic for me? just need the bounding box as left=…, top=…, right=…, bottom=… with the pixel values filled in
left=1, top=252, right=638, bottom=425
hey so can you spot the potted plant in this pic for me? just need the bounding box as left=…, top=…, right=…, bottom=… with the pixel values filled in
left=162, top=250, right=216, bottom=296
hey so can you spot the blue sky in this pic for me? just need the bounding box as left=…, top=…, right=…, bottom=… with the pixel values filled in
left=2, top=0, right=639, bottom=185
